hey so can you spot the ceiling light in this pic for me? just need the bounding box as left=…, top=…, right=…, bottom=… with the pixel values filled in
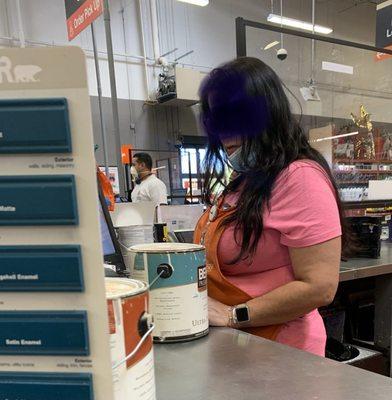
left=267, top=13, right=333, bottom=34
left=263, top=40, right=280, bottom=50
left=177, top=0, right=209, bottom=6
left=322, top=61, right=353, bottom=75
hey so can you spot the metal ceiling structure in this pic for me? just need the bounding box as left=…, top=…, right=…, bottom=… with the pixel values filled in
left=236, top=16, right=392, bottom=58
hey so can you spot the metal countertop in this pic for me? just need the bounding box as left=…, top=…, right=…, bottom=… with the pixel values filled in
left=340, top=243, right=392, bottom=281
left=154, top=328, right=392, bottom=400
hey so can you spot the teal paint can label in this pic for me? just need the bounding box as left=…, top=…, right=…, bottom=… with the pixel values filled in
left=129, top=243, right=208, bottom=342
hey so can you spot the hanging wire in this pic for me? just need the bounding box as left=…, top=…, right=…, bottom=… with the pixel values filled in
left=120, top=3, right=135, bottom=134
left=311, top=0, right=315, bottom=84
left=280, top=0, right=283, bottom=48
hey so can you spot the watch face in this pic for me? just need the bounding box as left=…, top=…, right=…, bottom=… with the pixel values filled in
left=235, top=306, right=249, bottom=322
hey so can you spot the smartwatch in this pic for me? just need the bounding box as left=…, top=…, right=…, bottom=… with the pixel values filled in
left=232, top=303, right=250, bottom=325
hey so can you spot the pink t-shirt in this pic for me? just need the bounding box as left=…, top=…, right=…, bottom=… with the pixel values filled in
left=218, top=160, right=342, bottom=356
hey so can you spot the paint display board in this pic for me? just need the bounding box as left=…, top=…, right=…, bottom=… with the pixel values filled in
left=0, top=46, right=114, bottom=400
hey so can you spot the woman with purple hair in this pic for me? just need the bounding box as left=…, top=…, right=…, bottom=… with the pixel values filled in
left=194, top=57, right=344, bottom=356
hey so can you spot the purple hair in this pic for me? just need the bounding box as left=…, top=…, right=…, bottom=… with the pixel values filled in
left=199, top=66, right=270, bottom=140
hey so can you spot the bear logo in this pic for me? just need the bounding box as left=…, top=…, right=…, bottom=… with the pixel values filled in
left=0, top=56, right=42, bottom=84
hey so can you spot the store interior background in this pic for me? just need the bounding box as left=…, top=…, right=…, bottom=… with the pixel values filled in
left=1, top=0, right=390, bottom=191
left=1, top=0, right=392, bottom=379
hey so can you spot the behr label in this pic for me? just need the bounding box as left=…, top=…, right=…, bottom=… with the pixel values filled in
left=198, top=265, right=207, bottom=291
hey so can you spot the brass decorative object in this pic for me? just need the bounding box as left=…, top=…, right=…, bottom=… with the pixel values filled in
left=350, top=105, right=373, bottom=132
left=351, top=105, right=375, bottom=160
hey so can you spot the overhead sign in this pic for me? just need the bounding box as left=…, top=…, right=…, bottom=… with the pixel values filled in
left=65, top=0, right=103, bottom=41
left=375, top=0, right=392, bottom=61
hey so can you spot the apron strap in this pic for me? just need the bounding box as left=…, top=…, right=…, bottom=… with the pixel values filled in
left=194, top=202, right=282, bottom=341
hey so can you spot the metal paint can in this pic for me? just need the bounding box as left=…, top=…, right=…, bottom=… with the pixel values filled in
left=105, top=278, right=156, bottom=400
left=118, top=225, right=154, bottom=248
left=128, top=243, right=208, bottom=342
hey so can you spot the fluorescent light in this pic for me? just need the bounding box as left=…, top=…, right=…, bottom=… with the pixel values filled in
left=267, top=13, right=333, bottom=35
left=310, top=131, right=359, bottom=143
left=322, top=61, right=353, bottom=75
left=177, top=0, right=209, bottom=6
left=263, top=40, right=280, bottom=50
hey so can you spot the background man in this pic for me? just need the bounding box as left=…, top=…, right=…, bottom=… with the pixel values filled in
left=131, top=152, right=168, bottom=205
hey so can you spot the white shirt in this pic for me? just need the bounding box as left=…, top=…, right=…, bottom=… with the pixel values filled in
left=131, top=174, right=168, bottom=205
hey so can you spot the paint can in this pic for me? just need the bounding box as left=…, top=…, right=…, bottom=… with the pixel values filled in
left=128, top=243, right=208, bottom=342
left=118, top=225, right=154, bottom=248
left=106, top=278, right=156, bottom=400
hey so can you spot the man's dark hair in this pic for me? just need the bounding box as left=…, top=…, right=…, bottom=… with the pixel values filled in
left=133, top=152, right=153, bottom=170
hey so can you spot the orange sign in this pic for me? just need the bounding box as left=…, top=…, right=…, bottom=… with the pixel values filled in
left=121, top=144, right=133, bottom=164
left=65, top=0, right=103, bottom=41
left=375, top=44, right=392, bottom=61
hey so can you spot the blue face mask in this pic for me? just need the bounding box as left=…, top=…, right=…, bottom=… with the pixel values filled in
left=227, top=147, right=244, bottom=172
left=226, top=147, right=256, bottom=172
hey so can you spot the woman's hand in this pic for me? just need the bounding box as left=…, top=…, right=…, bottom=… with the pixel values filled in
left=208, top=297, right=231, bottom=327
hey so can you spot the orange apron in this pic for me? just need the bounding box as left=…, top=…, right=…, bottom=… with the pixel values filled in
left=97, top=167, right=115, bottom=211
left=194, top=198, right=282, bottom=340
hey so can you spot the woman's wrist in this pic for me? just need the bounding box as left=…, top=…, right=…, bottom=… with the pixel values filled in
left=227, top=304, right=253, bottom=328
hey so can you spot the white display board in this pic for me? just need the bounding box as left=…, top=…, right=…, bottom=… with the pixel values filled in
left=0, top=47, right=114, bottom=400
left=157, top=204, right=204, bottom=231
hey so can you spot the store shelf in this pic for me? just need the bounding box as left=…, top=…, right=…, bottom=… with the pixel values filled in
left=334, top=170, right=379, bottom=174
left=337, top=181, right=369, bottom=185
left=334, top=159, right=392, bottom=164
left=343, top=199, right=392, bottom=209
left=365, top=213, right=392, bottom=217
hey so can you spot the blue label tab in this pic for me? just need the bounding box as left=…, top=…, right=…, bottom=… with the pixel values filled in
left=0, top=98, right=72, bottom=154
left=0, top=311, right=89, bottom=355
left=0, top=372, right=93, bottom=400
left=0, top=245, right=84, bottom=292
left=0, top=175, right=78, bottom=226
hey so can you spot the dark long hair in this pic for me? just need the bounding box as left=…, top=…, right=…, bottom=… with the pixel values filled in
left=199, top=57, right=346, bottom=262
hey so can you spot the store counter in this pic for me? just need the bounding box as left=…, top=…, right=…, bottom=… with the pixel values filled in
left=154, top=327, right=392, bottom=400
left=340, top=243, right=392, bottom=282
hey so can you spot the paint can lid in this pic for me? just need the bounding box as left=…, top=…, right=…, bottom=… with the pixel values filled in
left=129, top=242, right=205, bottom=253
left=105, top=278, right=147, bottom=299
